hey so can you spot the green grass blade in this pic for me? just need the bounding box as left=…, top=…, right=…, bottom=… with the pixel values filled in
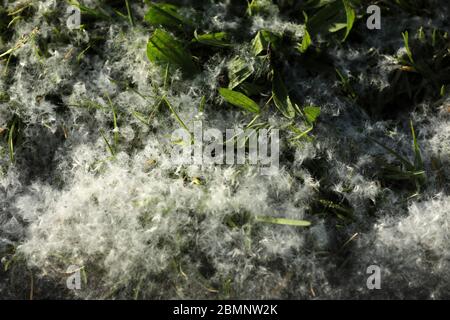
left=125, top=0, right=134, bottom=27
left=193, top=31, right=232, bottom=48
left=251, top=30, right=280, bottom=56
left=100, top=129, right=116, bottom=157
left=272, top=72, right=296, bottom=119
left=8, top=118, right=17, bottom=163
left=303, top=105, right=321, bottom=124
left=410, top=120, right=423, bottom=170
left=228, top=57, right=254, bottom=90
left=256, top=215, right=311, bottom=227
left=162, top=97, right=191, bottom=134
left=131, top=111, right=149, bottom=126
left=219, top=88, right=260, bottom=114
left=144, top=3, right=189, bottom=29
left=342, top=0, right=355, bottom=41
left=402, top=31, right=414, bottom=64
left=299, top=29, right=312, bottom=53
left=106, top=95, right=119, bottom=150
left=147, top=29, right=197, bottom=75
left=369, top=137, right=414, bottom=170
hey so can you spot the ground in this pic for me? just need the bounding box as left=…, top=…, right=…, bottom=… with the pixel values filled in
left=0, top=0, right=449, bottom=299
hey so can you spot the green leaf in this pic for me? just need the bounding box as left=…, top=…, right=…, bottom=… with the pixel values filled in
left=125, top=0, right=134, bottom=26
left=369, top=137, right=414, bottom=170
left=100, top=129, right=116, bottom=157
left=440, top=84, right=446, bottom=97
left=272, top=72, right=296, bottom=119
left=238, top=82, right=265, bottom=97
left=256, top=215, right=311, bottom=227
left=342, top=0, right=355, bottom=41
left=335, top=68, right=356, bottom=99
left=328, top=22, right=347, bottom=33
left=68, top=0, right=111, bottom=20
left=402, top=31, right=414, bottom=64
left=131, top=111, right=150, bottom=125
left=299, top=29, right=312, bottom=53
left=162, top=96, right=192, bottom=135
left=252, top=30, right=280, bottom=56
left=219, top=88, right=260, bottom=114
left=147, top=29, right=197, bottom=74
left=106, top=94, right=119, bottom=151
left=306, top=0, right=355, bottom=41
left=144, top=3, right=189, bottom=29
left=288, top=124, right=314, bottom=142
left=247, top=0, right=276, bottom=16
left=306, top=0, right=342, bottom=35
left=193, top=31, right=232, bottom=48
left=228, top=57, right=254, bottom=89
left=303, top=105, right=321, bottom=123
left=410, top=120, right=423, bottom=170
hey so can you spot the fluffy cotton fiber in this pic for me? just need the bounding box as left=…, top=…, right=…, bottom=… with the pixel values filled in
left=0, top=0, right=449, bottom=299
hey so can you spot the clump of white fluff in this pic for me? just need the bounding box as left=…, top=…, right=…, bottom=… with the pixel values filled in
left=351, top=195, right=450, bottom=299
left=15, top=137, right=322, bottom=298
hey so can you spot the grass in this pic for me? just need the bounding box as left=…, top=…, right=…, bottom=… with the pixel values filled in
left=0, top=0, right=448, bottom=300
left=8, top=117, right=17, bottom=163
left=124, top=0, right=134, bottom=27
left=2, top=0, right=438, bottom=218
left=0, top=2, right=439, bottom=201
left=370, top=120, right=426, bottom=194
left=100, top=129, right=116, bottom=157
left=162, top=96, right=191, bottom=136
left=0, top=27, right=39, bottom=59
left=255, top=215, right=311, bottom=227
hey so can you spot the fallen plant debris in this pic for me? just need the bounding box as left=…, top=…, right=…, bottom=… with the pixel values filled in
left=0, top=0, right=449, bottom=300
